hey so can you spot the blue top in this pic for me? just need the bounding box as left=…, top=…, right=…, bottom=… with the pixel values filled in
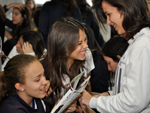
left=0, top=93, right=50, bottom=113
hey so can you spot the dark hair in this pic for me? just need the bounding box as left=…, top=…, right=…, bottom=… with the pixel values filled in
left=42, top=17, right=86, bottom=104
left=0, top=54, right=37, bottom=103
left=21, top=31, right=45, bottom=60
left=51, top=0, right=77, bottom=16
left=12, top=6, right=32, bottom=39
left=76, top=0, right=90, bottom=22
left=33, top=6, right=41, bottom=28
left=0, top=4, right=6, bottom=23
left=102, top=36, right=129, bottom=62
left=93, top=0, right=150, bottom=38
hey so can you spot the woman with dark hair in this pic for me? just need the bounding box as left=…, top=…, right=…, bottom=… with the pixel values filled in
left=2, top=31, right=46, bottom=70
left=41, top=17, right=94, bottom=112
left=2, top=3, right=31, bottom=56
left=81, top=0, right=150, bottom=112
left=38, top=0, right=82, bottom=47
left=0, top=54, right=50, bottom=113
left=102, top=36, right=128, bottom=73
left=76, top=0, right=104, bottom=47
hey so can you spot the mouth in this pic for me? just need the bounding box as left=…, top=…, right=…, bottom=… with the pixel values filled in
left=40, top=87, right=46, bottom=93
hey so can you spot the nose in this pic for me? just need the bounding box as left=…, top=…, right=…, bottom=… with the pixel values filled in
left=83, top=42, right=88, bottom=49
left=108, top=65, right=112, bottom=71
left=42, top=75, right=48, bottom=85
left=106, top=17, right=111, bottom=25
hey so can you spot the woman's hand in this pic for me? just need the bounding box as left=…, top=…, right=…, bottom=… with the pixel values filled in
left=22, top=42, right=34, bottom=54
left=6, top=3, right=25, bottom=10
left=80, top=90, right=92, bottom=108
left=63, top=100, right=77, bottom=113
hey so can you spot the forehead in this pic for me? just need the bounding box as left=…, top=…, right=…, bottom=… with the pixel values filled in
left=102, top=1, right=118, bottom=12
left=13, top=8, right=21, bottom=13
left=78, top=29, right=86, bottom=40
left=24, top=60, right=44, bottom=79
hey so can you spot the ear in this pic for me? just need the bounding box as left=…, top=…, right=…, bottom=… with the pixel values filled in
left=117, top=55, right=121, bottom=60
left=15, top=83, right=24, bottom=92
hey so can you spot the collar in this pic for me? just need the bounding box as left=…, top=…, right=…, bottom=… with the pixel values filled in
left=128, top=27, right=150, bottom=45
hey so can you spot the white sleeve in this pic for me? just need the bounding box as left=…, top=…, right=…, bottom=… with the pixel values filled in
left=89, top=47, right=150, bottom=113
left=2, top=46, right=19, bottom=71
left=84, top=48, right=95, bottom=73
left=25, top=52, right=35, bottom=56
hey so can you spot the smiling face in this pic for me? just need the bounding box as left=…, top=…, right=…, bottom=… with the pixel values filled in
left=102, top=1, right=126, bottom=35
left=16, top=36, right=24, bottom=53
left=103, top=55, right=118, bottom=73
left=68, top=29, right=88, bottom=67
left=12, top=8, right=24, bottom=26
left=21, top=60, right=47, bottom=99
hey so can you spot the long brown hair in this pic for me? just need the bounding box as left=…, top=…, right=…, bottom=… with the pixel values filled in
left=93, top=0, right=150, bottom=38
left=11, top=6, right=31, bottom=40
left=41, top=17, right=86, bottom=105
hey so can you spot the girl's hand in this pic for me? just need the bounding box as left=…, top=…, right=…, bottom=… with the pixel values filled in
left=22, top=42, right=34, bottom=54
left=7, top=3, right=25, bottom=10
left=63, top=100, right=77, bottom=113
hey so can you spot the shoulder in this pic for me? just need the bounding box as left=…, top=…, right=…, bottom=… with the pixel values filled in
left=0, top=95, right=27, bottom=113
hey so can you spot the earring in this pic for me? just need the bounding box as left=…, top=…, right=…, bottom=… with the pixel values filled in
left=22, top=89, right=24, bottom=92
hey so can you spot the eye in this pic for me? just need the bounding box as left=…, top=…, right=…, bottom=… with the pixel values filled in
left=78, top=41, right=82, bottom=45
left=35, top=78, right=40, bottom=82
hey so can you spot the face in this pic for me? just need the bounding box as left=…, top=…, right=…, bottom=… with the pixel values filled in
left=103, top=55, right=118, bottom=73
left=12, top=8, right=24, bottom=26
left=16, top=36, right=24, bottom=53
left=26, top=0, right=34, bottom=10
left=68, top=29, right=88, bottom=66
left=21, top=60, right=47, bottom=99
left=102, top=1, right=126, bottom=34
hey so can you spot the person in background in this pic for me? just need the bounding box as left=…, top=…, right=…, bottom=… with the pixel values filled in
left=41, top=17, right=94, bottom=112
left=0, top=4, right=6, bottom=46
left=84, top=24, right=108, bottom=93
left=0, top=0, right=25, bottom=34
left=76, top=0, right=105, bottom=47
left=25, top=0, right=36, bottom=18
left=38, top=0, right=82, bottom=47
left=102, top=36, right=128, bottom=73
left=81, top=0, right=150, bottom=112
left=2, top=31, right=46, bottom=70
left=0, top=54, right=51, bottom=113
left=3, top=3, right=31, bottom=56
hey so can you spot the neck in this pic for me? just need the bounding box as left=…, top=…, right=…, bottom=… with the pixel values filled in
left=68, top=58, right=74, bottom=69
left=17, top=91, right=33, bottom=107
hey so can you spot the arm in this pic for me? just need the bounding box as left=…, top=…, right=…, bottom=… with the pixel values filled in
left=5, top=31, right=13, bottom=40
left=82, top=47, right=150, bottom=112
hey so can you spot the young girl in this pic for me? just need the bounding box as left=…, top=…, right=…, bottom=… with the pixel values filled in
left=0, top=54, right=50, bottom=113
left=25, top=0, right=36, bottom=18
left=81, top=0, right=150, bottom=112
left=41, top=17, right=94, bottom=112
left=3, top=3, right=31, bottom=56
left=2, top=31, right=46, bottom=70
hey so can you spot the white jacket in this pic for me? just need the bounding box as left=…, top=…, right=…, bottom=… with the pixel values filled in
left=89, top=27, right=150, bottom=113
